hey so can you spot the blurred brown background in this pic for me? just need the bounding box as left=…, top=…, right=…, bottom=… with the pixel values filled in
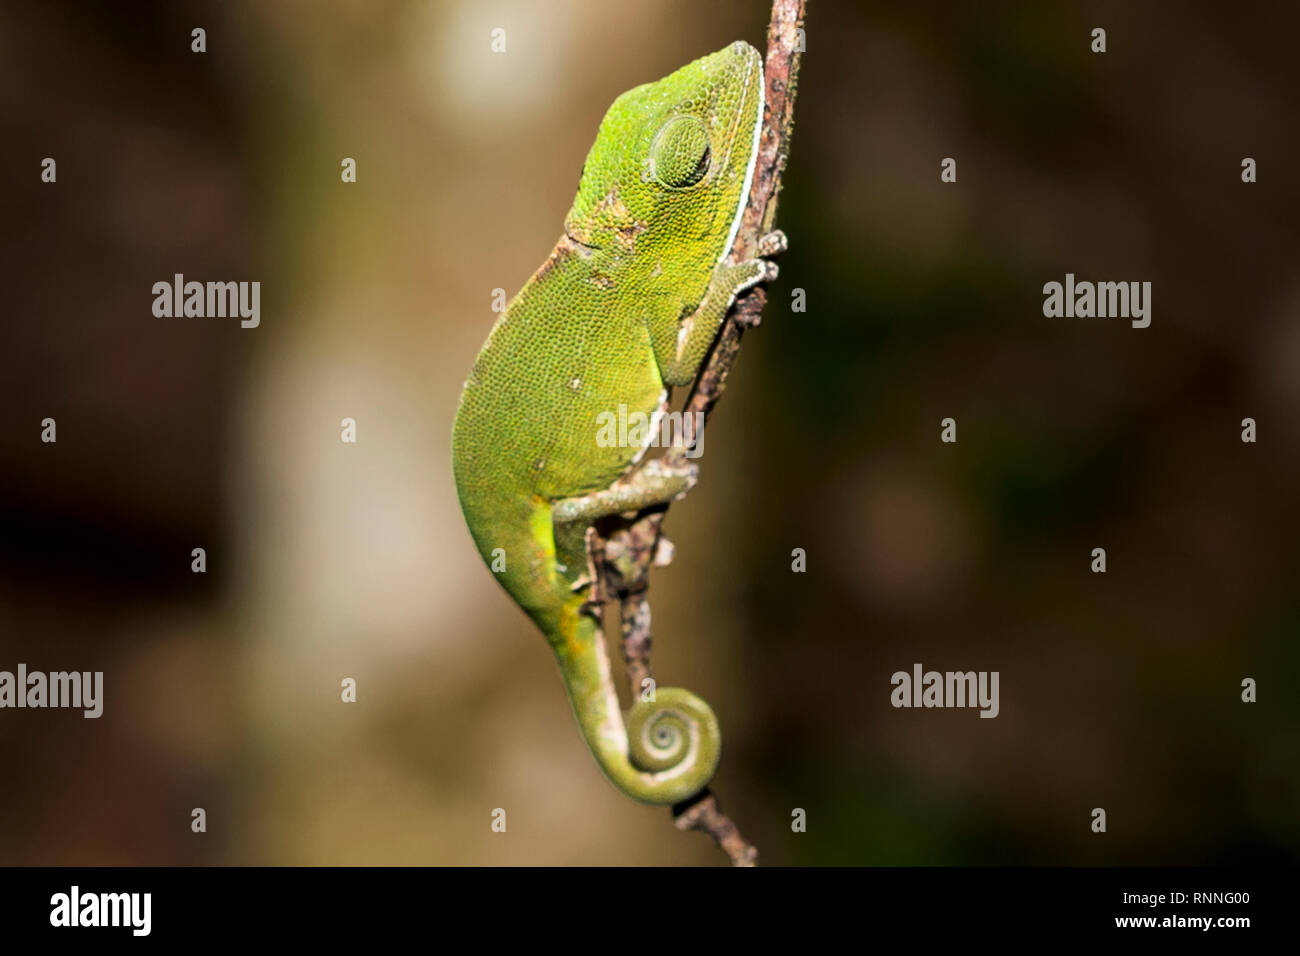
left=1, top=0, right=1296, bottom=865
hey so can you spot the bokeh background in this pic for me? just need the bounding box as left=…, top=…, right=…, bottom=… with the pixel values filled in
left=2, top=0, right=1297, bottom=865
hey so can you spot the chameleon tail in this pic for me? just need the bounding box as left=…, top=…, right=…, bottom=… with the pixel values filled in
left=540, top=597, right=721, bottom=806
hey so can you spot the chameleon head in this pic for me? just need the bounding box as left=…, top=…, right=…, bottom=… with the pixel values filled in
left=564, top=41, right=764, bottom=267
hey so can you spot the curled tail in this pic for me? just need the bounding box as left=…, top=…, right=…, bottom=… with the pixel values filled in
left=453, top=477, right=721, bottom=805
left=538, top=596, right=721, bottom=806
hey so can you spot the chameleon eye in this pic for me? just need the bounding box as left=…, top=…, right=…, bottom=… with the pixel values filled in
left=649, top=116, right=711, bottom=188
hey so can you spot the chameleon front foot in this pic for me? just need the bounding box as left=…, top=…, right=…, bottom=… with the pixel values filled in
left=728, top=235, right=784, bottom=328
left=757, top=228, right=788, bottom=257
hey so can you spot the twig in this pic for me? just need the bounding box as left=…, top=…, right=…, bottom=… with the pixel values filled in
left=597, top=0, right=805, bottom=865
left=673, top=790, right=760, bottom=867
left=616, top=586, right=653, bottom=699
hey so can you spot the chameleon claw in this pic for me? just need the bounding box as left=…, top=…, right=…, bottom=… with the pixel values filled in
left=642, top=457, right=699, bottom=499
left=758, top=229, right=788, bottom=257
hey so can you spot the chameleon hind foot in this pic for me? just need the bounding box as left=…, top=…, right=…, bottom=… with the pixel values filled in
left=552, top=457, right=698, bottom=524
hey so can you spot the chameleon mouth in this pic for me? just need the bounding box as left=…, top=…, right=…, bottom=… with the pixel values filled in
left=714, top=42, right=763, bottom=171
left=716, top=42, right=764, bottom=262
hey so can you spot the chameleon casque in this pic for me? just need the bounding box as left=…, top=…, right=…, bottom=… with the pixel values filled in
left=452, top=41, right=783, bottom=805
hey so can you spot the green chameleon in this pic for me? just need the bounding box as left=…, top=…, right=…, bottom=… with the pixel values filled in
left=452, top=41, right=784, bottom=806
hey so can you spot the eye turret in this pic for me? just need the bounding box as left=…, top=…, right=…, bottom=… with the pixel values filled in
left=648, top=116, right=711, bottom=189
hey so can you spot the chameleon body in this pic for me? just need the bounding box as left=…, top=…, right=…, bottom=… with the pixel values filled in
left=452, top=42, right=778, bottom=805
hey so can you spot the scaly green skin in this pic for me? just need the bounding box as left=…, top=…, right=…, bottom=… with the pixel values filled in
left=452, top=42, right=774, bottom=805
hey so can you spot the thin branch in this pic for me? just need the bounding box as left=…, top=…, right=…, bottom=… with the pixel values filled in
left=673, top=790, right=759, bottom=867
left=596, top=0, right=805, bottom=866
